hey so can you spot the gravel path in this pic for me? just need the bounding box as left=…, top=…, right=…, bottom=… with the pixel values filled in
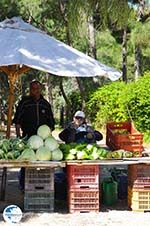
left=0, top=211, right=150, bottom=226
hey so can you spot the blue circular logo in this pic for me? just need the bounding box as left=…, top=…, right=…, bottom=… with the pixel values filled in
left=3, top=205, right=22, bottom=224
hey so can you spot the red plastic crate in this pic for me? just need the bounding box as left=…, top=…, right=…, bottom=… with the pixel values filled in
left=67, top=165, right=99, bottom=189
left=128, top=164, right=150, bottom=186
left=68, top=188, right=100, bottom=213
left=106, top=122, right=143, bottom=156
left=132, top=178, right=150, bottom=190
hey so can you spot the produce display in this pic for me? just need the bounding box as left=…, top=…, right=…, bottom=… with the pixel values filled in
left=0, top=125, right=63, bottom=161
left=59, top=143, right=136, bottom=160
left=0, top=124, right=139, bottom=161
left=0, top=137, right=27, bottom=160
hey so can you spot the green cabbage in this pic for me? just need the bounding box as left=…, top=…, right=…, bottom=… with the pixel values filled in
left=36, top=146, right=51, bottom=160
left=37, top=124, right=51, bottom=140
left=44, top=136, right=59, bottom=151
left=76, top=150, right=88, bottom=160
left=17, top=148, right=36, bottom=161
left=90, top=149, right=99, bottom=160
left=28, top=135, right=43, bottom=150
left=69, top=148, right=77, bottom=155
left=65, top=153, right=75, bottom=160
left=51, top=148, right=63, bottom=161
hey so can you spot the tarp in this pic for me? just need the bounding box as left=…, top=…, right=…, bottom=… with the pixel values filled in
left=0, top=17, right=122, bottom=81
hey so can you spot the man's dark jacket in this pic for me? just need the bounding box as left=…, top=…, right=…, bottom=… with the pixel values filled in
left=13, top=95, right=55, bottom=137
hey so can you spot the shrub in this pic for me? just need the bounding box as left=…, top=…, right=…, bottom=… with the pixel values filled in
left=87, top=81, right=129, bottom=129
left=86, top=72, right=150, bottom=134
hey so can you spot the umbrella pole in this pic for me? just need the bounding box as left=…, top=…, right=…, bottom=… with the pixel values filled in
left=0, top=65, right=29, bottom=138
left=6, top=75, right=15, bottom=138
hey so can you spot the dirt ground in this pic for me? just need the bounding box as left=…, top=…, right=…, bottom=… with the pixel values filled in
left=0, top=168, right=150, bottom=226
left=1, top=210, right=150, bottom=226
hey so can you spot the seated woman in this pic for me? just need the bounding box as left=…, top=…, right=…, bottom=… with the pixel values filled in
left=59, top=110, right=103, bottom=144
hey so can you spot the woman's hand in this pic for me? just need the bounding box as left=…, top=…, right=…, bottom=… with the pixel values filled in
left=86, top=132, right=94, bottom=139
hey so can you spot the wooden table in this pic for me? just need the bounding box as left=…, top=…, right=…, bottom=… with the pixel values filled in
left=65, top=157, right=150, bottom=165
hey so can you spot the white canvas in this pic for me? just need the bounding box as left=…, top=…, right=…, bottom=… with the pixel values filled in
left=0, top=17, right=122, bottom=81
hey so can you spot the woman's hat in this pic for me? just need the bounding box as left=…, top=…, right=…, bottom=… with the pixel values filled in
left=74, top=111, right=85, bottom=118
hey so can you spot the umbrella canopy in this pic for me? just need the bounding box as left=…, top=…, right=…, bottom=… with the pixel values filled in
left=0, top=17, right=121, bottom=80
left=0, top=17, right=122, bottom=138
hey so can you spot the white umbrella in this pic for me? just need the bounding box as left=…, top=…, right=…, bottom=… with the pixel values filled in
left=0, top=17, right=121, bottom=80
left=0, top=17, right=122, bottom=137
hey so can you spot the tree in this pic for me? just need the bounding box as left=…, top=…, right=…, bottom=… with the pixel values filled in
left=67, top=0, right=131, bottom=83
left=132, top=0, right=150, bottom=79
left=0, top=0, right=19, bottom=20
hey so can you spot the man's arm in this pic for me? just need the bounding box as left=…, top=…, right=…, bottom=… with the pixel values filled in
left=47, top=103, right=55, bottom=131
left=13, top=97, right=26, bottom=137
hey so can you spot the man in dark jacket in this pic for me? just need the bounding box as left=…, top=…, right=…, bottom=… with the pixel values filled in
left=13, top=80, right=55, bottom=190
left=13, top=80, right=55, bottom=138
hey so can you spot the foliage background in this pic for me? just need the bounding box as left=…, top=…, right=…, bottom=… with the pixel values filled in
left=0, top=0, right=150, bottom=142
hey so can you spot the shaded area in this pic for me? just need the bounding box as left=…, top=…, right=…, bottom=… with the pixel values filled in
left=0, top=167, right=129, bottom=214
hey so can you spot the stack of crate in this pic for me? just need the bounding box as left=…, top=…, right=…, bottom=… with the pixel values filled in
left=67, top=164, right=100, bottom=213
left=128, top=164, right=150, bottom=212
left=24, top=167, right=54, bottom=212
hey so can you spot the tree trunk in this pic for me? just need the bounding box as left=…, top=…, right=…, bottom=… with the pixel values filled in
left=87, top=15, right=97, bottom=59
left=122, top=28, right=127, bottom=82
left=134, top=0, right=145, bottom=80
left=59, top=0, right=72, bottom=46
left=59, top=0, right=74, bottom=123
left=59, top=105, right=64, bottom=127
left=137, top=0, right=145, bottom=21
left=75, top=14, right=98, bottom=109
left=76, top=77, right=86, bottom=110
left=59, top=79, right=70, bottom=107
left=134, top=45, right=142, bottom=80
left=45, top=74, right=53, bottom=106
left=59, top=79, right=72, bottom=124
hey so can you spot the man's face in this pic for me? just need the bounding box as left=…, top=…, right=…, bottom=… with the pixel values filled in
left=30, top=82, right=41, bottom=100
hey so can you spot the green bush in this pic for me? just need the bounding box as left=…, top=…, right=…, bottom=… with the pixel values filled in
left=143, top=130, right=150, bottom=144
left=86, top=72, right=150, bottom=134
left=124, top=72, right=150, bottom=132
left=87, top=81, right=129, bottom=129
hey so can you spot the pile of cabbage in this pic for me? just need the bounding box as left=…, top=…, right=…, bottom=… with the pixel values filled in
left=18, top=125, right=63, bottom=161
left=59, top=143, right=135, bottom=160
left=59, top=143, right=109, bottom=160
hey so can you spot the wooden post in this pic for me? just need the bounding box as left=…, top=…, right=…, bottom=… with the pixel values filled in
left=0, top=65, right=29, bottom=201
left=0, top=65, right=29, bottom=138
left=6, top=74, right=15, bottom=138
